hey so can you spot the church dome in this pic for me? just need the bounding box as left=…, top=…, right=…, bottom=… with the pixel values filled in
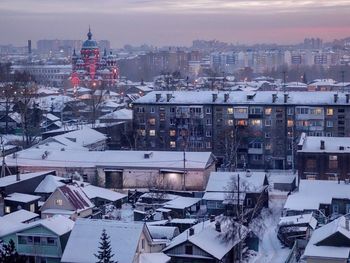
left=82, top=28, right=98, bottom=49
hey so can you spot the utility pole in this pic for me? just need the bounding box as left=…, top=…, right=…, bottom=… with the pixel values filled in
left=0, top=136, right=11, bottom=178
left=341, top=70, right=345, bottom=93
left=182, top=149, right=186, bottom=191
left=282, top=70, right=287, bottom=92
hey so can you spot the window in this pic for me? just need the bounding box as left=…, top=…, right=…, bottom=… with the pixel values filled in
left=265, top=119, right=271, bottom=126
left=141, top=238, right=145, bottom=250
left=227, top=108, right=233, bottom=114
left=170, top=118, right=175, bottom=126
left=34, top=236, right=41, bottom=245
left=346, top=204, right=350, bottom=214
left=250, top=119, right=262, bottom=126
left=329, top=155, right=338, bottom=169
left=5, top=206, right=10, bottom=213
left=287, top=108, right=294, bottom=115
left=227, top=120, right=234, bottom=126
left=249, top=107, right=262, bottom=114
left=169, top=130, right=176, bottom=136
left=47, top=237, right=56, bottom=246
left=28, top=236, right=33, bottom=245
left=246, top=198, right=253, bottom=207
left=327, top=121, right=333, bottom=127
left=310, top=108, right=323, bottom=115
left=18, top=236, right=27, bottom=245
left=287, top=120, right=294, bottom=127
left=206, top=130, right=212, bottom=137
left=150, top=107, right=155, bottom=113
left=138, top=129, right=146, bottom=136
left=206, top=142, right=211, bottom=148
left=296, top=107, right=309, bottom=114
left=30, top=204, right=35, bottom=212
left=170, top=107, right=175, bottom=113
left=55, top=199, right=63, bottom=206
left=149, top=118, right=156, bottom=125
left=236, top=120, right=247, bottom=126
left=234, top=107, right=248, bottom=114
left=253, top=155, right=262, bottom=161
left=185, top=245, right=193, bottom=255
left=206, top=119, right=212, bottom=125
left=170, top=141, right=176, bottom=148
left=265, top=108, right=272, bottom=115
left=206, top=108, right=211, bottom=114
left=332, top=204, right=339, bottom=214
left=149, top=130, right=156, bottom=136
left=327, top=108, right=333, bottom=115
left=265, top=132, right=270, bottom=138
left=306, top=159, right=317, bottom=169
left=265, top=143, right=272, bottom=150
left=137, top=107, right=145, bottom=113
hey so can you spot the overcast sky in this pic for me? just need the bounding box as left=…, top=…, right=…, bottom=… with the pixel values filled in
left=1, top=0, right=350, bottom=48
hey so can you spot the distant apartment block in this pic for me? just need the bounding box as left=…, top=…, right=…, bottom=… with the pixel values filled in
left=133, top=91, right=350, bottom=170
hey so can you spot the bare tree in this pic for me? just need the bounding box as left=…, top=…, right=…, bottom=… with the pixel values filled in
left=88, top=81, right=106, bottom=127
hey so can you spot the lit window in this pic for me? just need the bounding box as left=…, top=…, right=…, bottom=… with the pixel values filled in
left=236, top=120, right=247, bottom=126
left=227, top=120, right=234, bottom=126
left=55, top=199, right=63, bottom=206
left=265, top=108, right=272, bottom=115
left=227, top=108, right=233, bottom=114
left=30, top=204, right=35, bottom=212
left=287, top=120, right=294, bottom=127
left=250, top=119, right=261, bottom=126
left=138, top=129, right=146, bottom=136
left=5, top=206, right=10, bottom=213
left=169, top=130, right=176, bottom=136
left=170, top=141, right=176, bottom=148
left=149, top=130, right=156, bottom=136
left=329, top=155, right=338, bottom=169
left=326, top=108, right=333, bottom=116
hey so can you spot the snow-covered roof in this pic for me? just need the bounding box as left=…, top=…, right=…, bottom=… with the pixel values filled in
left=284, top=180, right=350, bottom=211
left=205, top=171, right=268, bottom=193
left=134, top=91, right=350, bottom=105
left=278, top=213, right=317, bottom=229
left=0, top=215, right=74, bottom=237
left=4, top=193, right=41, bottom=203
left=44, top=113, right=60, bottom=122
left=81, top=184, right=126, bottom=202
left=298, top=135, right=350, bottom=153
left=0, top=171, right=55, bottom=187
left=147, top=225, right=179, bottom=240
left=7, top=150, right=213, bottom=170
left=163, top=197, right=201, bottom=210
left=99, top=108, right=133, bottom=120
left=303, top=216, right=350, bottom=260
left=61, top=219, right=146, bottom=263
left=140, top=253, right=170, bottom=263
left=57, top=184, right=94, bottom=212
left=163, top=220, right=248, bottom=260
left=0, top=209, right=38, bottom=224
left=35, top=175, right=66, bottom=193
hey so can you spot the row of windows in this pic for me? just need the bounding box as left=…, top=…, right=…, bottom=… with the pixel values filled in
left=18, top=235, right=57, bottom=246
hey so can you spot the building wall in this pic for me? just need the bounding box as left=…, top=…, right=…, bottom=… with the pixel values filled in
left=133, top=95, right=350, bottom=170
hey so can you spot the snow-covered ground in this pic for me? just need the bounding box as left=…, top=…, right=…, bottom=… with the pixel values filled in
left=120, top=203, right=134, bottom=222
left=250, top=194, right=291, bottom=263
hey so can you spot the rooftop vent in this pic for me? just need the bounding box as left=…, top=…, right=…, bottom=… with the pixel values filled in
left=284, top=93, right=289, bottom=103
left=339, top=146, right=345, bottom=151
left=320, top=140, right=325, bottom=150
left=334, top=93, right=338, bottom=103
left=212, top=93, right=218, bottom=102
left=245, top=170, right=252, bottom=177
left=166, top=94, right=172, bottom=102
left=224, top=93, right=229, bottom=102
left=155, top=93, right=161, bottom=102
left=272, top=94, right=277, bottom=103
left=189, top=227, right=195, bottom=236
left=144, top=152, right=153, bottom=159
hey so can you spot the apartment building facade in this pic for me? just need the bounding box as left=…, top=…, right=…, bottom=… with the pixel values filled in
left=133, top=91, right=350, bottom=170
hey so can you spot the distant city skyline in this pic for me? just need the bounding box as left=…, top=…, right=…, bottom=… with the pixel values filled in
left=0, top=0, right=350, bottom=48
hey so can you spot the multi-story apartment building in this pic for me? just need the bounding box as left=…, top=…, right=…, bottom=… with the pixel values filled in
left=133, top=91, right=350, bottom=170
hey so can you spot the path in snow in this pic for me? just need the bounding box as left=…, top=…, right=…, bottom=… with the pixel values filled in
left=251, top=195, right=291, bottom=263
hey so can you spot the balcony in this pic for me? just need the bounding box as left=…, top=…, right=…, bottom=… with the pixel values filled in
left=248, top=148, right=263, bottom=155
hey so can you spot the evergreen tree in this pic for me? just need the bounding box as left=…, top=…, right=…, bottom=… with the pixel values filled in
left=94, top=229, right=116, bottom=263
left=0, top=239, right=27, bottom=263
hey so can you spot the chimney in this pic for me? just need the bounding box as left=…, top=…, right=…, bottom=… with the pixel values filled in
left=212, top=93, right=218, bottom=102
left=16, top=171, right=20, bottom=182
left=320, top=140, right=325, bottom=150
left=284, top=93, right=288, bottom=103
left=155, top=93, right=161, bottom=102
left=334, top=94, right=338, bottom=103
left=272, top=94, right=277, bottom=103
left=224, top=93, right=229, bottom=102
left=166, top=93, right=172, bottom=102
left=189, top=227, right=194, bottom=236
left=215, top=221, right=221, bottom=232
left=346, top=94, right=350, bottom=103
left=210, top=215, right=215, bottom=222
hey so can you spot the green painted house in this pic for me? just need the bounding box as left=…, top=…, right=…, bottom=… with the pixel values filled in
left=0, top=215, right=74, bottom=263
